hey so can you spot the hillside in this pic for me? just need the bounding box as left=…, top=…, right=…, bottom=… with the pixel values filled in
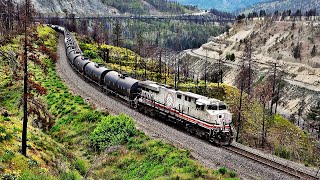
left=13, top=0, right=194, bottom=16
left=185, top=18, right=320, bottom=117
left=0, top=25, right=239, bottom=179
left=175, top=0, right=268, bottom=12
left=243, top=0, right=320, bottom=14
left=76, top=30, right=320, bottom=167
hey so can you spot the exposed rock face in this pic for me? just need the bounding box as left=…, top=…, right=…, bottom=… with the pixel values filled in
left=15, top=0, right=119, bottom=16
left=243, top=0, right=320, bottom=14
left=176, top=0, right=267, bottom=12
left=185, top=19, right=320, bottom=116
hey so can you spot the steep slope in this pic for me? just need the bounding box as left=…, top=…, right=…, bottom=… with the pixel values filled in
left=243, top=0, right=320, bottom=14
left=14, top=0, right=118, bottom=16
left=175, top=0, right=268, bottom=12
left=0, top=24, right=240, bottom=179
left=185, top=18, right=320, bottom=116
left=14, top=0, right=193, bottom=16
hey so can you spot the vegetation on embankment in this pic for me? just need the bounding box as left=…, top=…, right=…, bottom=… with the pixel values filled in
left=78, top=38, right=320, bottom=167
left=179, top=83, right=320, bottom=167
left=0, top=25, right=239, bottom=179
left=101, top=0, right=195, bottom=14
left=66, top=18, right=229, bottom=53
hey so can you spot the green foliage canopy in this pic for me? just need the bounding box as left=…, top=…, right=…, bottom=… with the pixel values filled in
left=90, top=114, right=137, bottom=151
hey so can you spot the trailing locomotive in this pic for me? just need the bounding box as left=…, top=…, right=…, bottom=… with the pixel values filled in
left=49, top=24, right=234, bottom=146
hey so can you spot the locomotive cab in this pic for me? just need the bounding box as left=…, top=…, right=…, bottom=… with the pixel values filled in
left=206, top=101, right=232, bottom=126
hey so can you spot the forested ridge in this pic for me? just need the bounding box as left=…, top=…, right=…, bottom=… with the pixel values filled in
left=101, top=0, right=196, bottom=14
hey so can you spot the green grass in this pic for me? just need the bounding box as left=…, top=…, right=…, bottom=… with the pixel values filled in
left=1, top=24, right=240, bottom=179
left=78, top=40, right=320, bottom=168
left=91, top=132, right=239, bottom=179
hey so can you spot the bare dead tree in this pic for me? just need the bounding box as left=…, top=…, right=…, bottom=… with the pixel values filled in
left=269, top=63, right=282, bottom=115
left=243, top=41, right=253, bottom=95
left=274, top=69, right=285, bottom=115
left=254, top=80, right=273, bottom=147
left=235, top=61, right=246, bottom=142
left=22, top=0, right=30, bottom=156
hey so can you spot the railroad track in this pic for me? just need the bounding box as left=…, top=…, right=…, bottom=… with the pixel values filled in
left=57, top=35, right=319, bottom=180
left=223, top=145, right=319, bottom=179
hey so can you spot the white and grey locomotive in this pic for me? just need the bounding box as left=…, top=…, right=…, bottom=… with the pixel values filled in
left=50, top=25, right=234, bottom=146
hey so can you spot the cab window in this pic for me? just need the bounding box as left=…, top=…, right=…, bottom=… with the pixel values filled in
left=219, top=103, right=227, bottom=110
left=196, top=104, right=205, bottom=110
left=207, top=104, right=218, bottom=110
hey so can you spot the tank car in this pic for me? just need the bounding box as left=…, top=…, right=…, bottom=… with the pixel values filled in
left=84, top=62, right=112, bottom=86
left=66, top=45, right=76, bottom=53
left=73, top=56, right=91, bottom=73
left=104, top=71, right=140, bottom=100
left=67, top=50, right=82, bottom=64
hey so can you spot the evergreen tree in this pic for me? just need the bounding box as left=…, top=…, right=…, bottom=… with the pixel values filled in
left=307, top=101, right=320, bottom=136
left=311, top=45, right=317, bottom=57
left=307, top=101, right=320, bottom=120
left=293, top=43, right=301, bottom=60
left=112, top=20, right=123, bottom=47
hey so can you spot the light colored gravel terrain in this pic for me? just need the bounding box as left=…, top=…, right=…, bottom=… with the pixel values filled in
left=56, top=35, right=302, bottom=180
left=15, top=0, right=119, bottom=17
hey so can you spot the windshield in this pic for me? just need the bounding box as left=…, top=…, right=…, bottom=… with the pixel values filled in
left=207, top=104, right=217, bottom=110
left=219, top=103, right=227, bottom=110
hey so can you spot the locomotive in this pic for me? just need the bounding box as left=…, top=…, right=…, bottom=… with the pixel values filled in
left=49, top=24, right=234, bottom=146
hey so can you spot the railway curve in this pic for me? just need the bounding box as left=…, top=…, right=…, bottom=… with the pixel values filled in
left=55, top=35, right=319, bottom=180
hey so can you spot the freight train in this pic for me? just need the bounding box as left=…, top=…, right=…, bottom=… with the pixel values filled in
left=49, top=25, right=234, bottom=146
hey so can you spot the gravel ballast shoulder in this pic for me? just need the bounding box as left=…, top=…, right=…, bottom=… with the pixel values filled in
left=56, top=35, right=315, bottom=180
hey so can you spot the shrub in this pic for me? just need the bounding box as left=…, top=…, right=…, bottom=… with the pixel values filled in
left=27, top=159, right=38, bottom=167
left=83, top=50, right=99, bottom=59
left=17, top=170, right=53, bottom=180
left=274, top=146, right=291, bottom=159
left=229, top=170, right=237, bottom=178
left=74, top=159, right=88, bottom=176
left=59, top=171, right=82, bottom=180
left=90, top=114, right=137, bottom=151
left=0, top=125, right=12, bottom=142
left=76, top=111, right=103, bottom=123
left=2, top=173, right=17, bottom=180
left=218, top=167, right=227, bottom=175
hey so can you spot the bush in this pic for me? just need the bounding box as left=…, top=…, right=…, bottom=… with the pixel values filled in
left=218, top=167, right=227, bottom=175
left=0, top=125, right=12, bottom=142
left=229, top=170, right=237, bottom=178
left=2, top=173, right=17, bottom=180
left=76, top=111, right=103, bottom=123
left=83, top=50, right=99, bottom=59
left=74, top=159, right=88, bottom=176
left=274, top=146, right=291, bottom=159
left=90, top=114, right=137, bottom=151
left=59, top=171, right=82, bottom=180
left=18, top=170, right=53, bottom=180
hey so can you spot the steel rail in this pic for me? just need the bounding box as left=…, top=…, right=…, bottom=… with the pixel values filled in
left=223, top=145, right=319, bottom=179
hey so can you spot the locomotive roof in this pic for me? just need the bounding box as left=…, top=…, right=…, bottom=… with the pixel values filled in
left=139, top=81, right=223, bottom=104
left=178, top=91, right=205, bottom=100
left=139, top=81, right=160, bottom=92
